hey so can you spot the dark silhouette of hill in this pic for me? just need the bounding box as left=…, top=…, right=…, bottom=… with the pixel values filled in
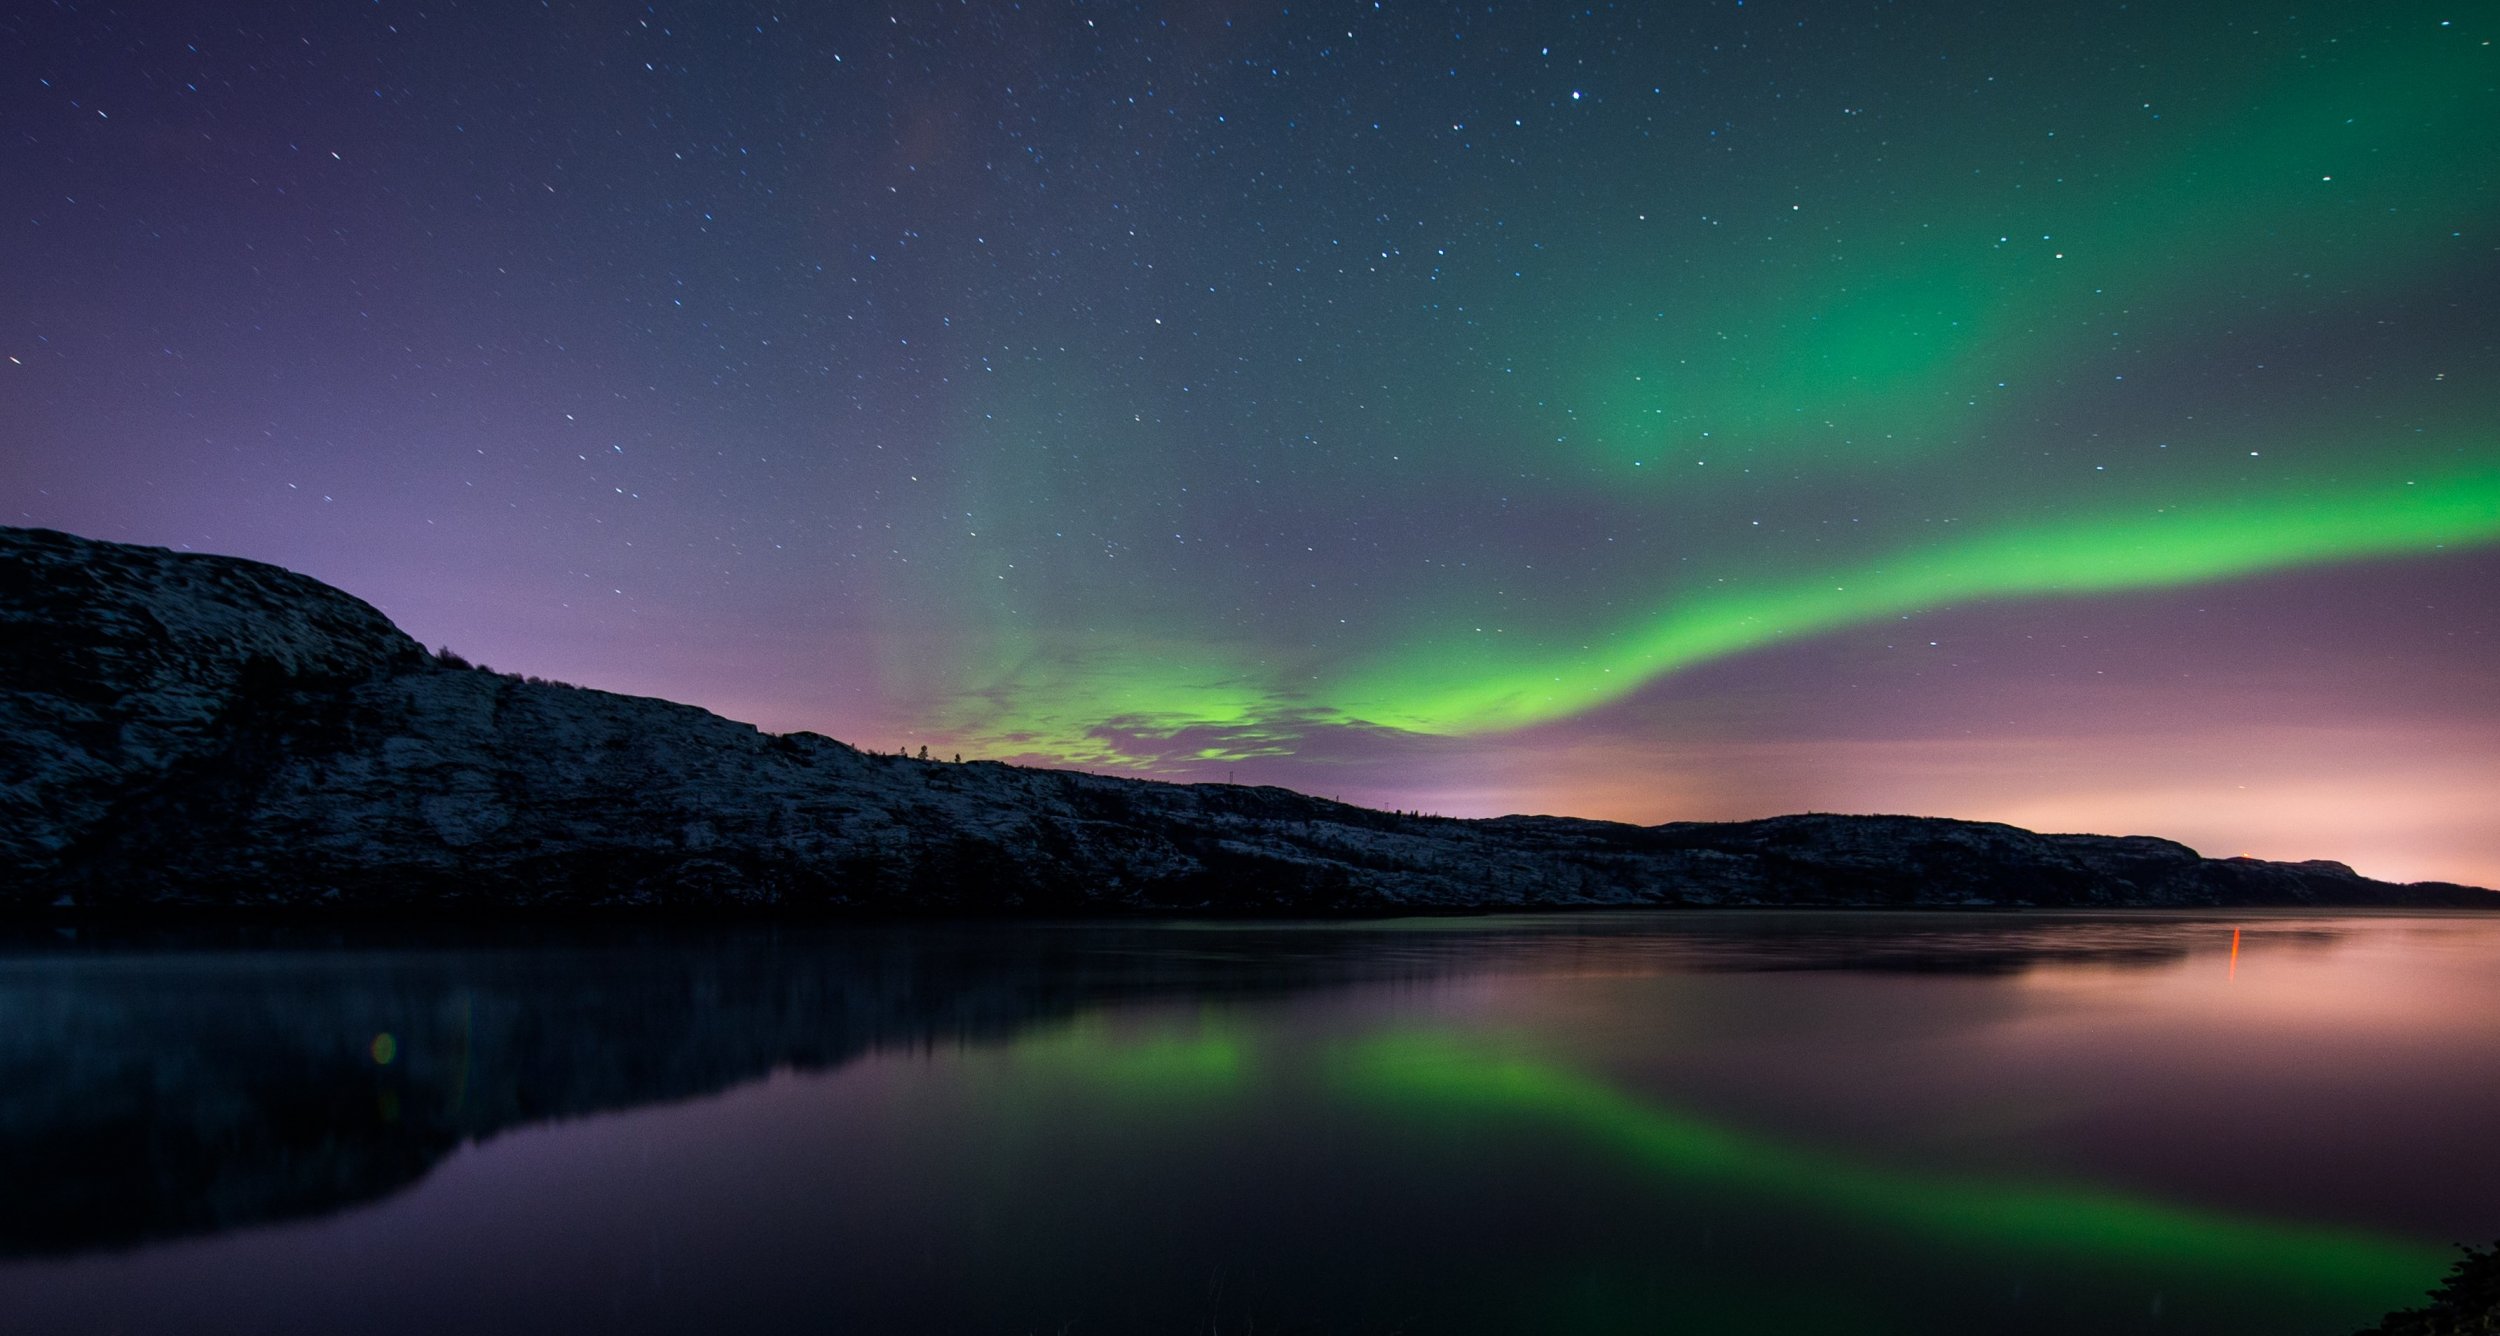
left=4, top=525, right=2491, bottom=912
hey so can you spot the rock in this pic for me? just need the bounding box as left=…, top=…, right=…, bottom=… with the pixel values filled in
left=2, top=525, right=2491, bottom=912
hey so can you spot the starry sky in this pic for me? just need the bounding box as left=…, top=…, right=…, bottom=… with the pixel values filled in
left=6, top=1, right=2497, bottom=885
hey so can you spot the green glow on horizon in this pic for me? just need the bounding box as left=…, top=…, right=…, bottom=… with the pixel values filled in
left=1339, top=1031, right=2444, bottom=1304
left=932, top=628, right=1296, bottom=768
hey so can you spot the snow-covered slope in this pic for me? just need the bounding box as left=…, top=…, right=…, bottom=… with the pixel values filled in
left=3, top=526, right=2489, bottom=910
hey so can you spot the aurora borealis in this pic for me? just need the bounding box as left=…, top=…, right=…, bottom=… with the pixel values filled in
left=7, top=2, right=2496, bottom=881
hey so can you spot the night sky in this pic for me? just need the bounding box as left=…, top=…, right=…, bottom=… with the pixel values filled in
left=7, top=2, right=2496, bottom=884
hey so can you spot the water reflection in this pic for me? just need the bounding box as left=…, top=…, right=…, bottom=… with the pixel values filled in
left=1340, top=1032, right=2432, bottom=1297
left=1, top=912, right=2494, bottom=1335
left=0, top=918, right=1388, bottom=1256
left=0, top=913, right=2382, bottom=1256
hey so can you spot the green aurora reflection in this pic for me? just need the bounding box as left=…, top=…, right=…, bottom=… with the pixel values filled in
left=986, top=1014, right=2444, bottom=1311
left=1337, top=1032, right=2444, bottom=1308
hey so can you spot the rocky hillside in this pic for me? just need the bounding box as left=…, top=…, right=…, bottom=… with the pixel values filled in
left=3, top=526, right=2490, bottom=911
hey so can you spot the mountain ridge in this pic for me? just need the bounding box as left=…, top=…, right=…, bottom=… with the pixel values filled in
left=3, top=525, right=2489, bottom=911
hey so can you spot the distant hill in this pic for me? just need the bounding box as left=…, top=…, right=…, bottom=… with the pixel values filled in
left=3, top=525, right=2490, bottom=912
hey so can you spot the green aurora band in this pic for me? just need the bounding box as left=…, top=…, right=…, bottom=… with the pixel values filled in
left=899, top=6, right=2499, bottom=767
left=1567, top=16, right=2500, bottom=469
left=1337, top=460, right=2500, bottom=734
left=936, top=458, right=2500, bottom=756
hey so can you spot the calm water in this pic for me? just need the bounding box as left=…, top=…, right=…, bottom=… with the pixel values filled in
left=3, top=911, right=2497, bottom=1334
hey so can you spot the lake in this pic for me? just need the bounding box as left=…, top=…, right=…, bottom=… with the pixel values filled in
left=3, top=911, right=2496, bottom=1334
